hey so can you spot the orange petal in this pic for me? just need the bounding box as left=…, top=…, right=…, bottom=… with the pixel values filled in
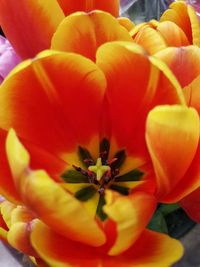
left=30, top=220, right=183, bottom=267
left=0, top=228, right=7, bottom=243
left=160, top=1, right=193, bottom=43
left=180, top=187, right=200, bottom=223
left=6, top=130, right=106, bottom=247
left=8, top=221, right=37, bottom=256
left=103, top=190, right=156, bottom=255
left=161, top=141, right=200, bottom=203
left=96, top=41, right=184, bottom=162
left=156, top=21, right=190, bottom=47
left=187, top=4, right=200, bottom=46
left=117, top=17, right=135, bottom=31
left=115, top=229, right=183, bottom=267
left=0, top=129, right=21, bottom=203
left=133, top=25, right=167, bottom=54
left=0, top=50, right=106, bottom=160
left=56, top=0, right=119, bottom=17
left=0, top=128, right=65, bottom=202
left=183, top=75, right=200, bottom=115
left=155, top=46, right=200, bottom=88
left=146, top=105, right=200, bottom=199
left=5, top=203, right=37, bottom=255
left=160, top=1, right=200, bottom=46
left=51, top=11, right=133, bottom=61
left=1, top=201, right=16, bottom=230
left=0, top=0, right=64, bottom=59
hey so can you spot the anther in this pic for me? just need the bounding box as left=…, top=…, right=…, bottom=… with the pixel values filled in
left=84, top=159, right=95, bottom=165
left=106, top=158, right=118, bottom=165
left=98, top=187, right=105, bottom=195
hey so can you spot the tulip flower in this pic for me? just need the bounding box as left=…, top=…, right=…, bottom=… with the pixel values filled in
left=186, top=0, right=200, bottom=15
left=160, top=0, right=200, bottom=45
left=131, top=1, right=200, bottom=54
left=0, top=0, right=125, bottom=59
left=0, top=41, right=188, bottom=265
left=0, top=35, right=20, bottom=83
left=154, top=45, right=200, bottom=223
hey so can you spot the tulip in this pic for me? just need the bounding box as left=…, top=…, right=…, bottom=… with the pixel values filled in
left=186, top=0, right=200, bottom=15
left=0, top=42, right=187, bottom=266
left=154, top=45, right=200, bottom=222
left=131, top=1, right=200, bottom=54
left=0, top=0, right=123, bottom=59
left=0, top=35, right=20, bottom=83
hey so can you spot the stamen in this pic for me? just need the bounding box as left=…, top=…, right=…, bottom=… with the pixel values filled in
left=106, top=158, right=118, bottom=165
left=84, top=158, right=95, bottom=165
left=98, top=187, right=105, bottom=195
left=72, top=165, right=88, bottom=176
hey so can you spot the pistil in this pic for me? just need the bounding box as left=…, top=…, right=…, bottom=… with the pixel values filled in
left=88, top=158, right=111, bottom=181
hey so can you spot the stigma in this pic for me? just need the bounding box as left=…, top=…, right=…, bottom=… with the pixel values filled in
left=88, top=158, right=111, bottom=181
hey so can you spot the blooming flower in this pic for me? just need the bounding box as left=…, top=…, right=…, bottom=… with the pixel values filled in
left=0, top=0, right=123, bottom=59
left=0, top=35, right=20, bottom=83
left=0, top=42, right=188, bottom=265
left=131, top=1, right=200, bottom=54
left=154, top=44, right=200, bottom=222
left=186, top=0, right=200, bottom=15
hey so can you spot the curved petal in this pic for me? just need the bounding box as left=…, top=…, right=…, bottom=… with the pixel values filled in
left=116, top=229, right=183, bottom=267
left=161, top=141, right=200, bottom=203
left=117, top=17, right=135, bottom=31
left=6, top=130, right=106, bottom=247
left=1, top=201, right=15, bottom=229
left=0, top=129, right=21, bottom=202
left=155, top=46, right=200, bottom=88
left=180, top=187, right=200, bottom=223
left=160, top=1, right=193, bottom=43
left=7, top=222, right=36, bottom=256
left=146, top=105, right=200, bottom=200
left=0, top=127, right=65, bottom=203
left=96, top=41, right=184, bottom=163
left=30, top=221, right=183, bottom=267
left=103, top=190, right=156, bottom=255
left=183, top=75, right=200, bottom=114
left=57, top=0, right=119, bottom=17
left=187, top=4, right=200, bottom=46
left=0, top=226, right=7, bottom=243
left=6, top=205, right=37, bottom=256
left=133, top=25, right=167, bottom=55
left=51, top=11, right=133, bottom=61
left=156, top=21, right=190, bottom=47
left=0, top=0, right=64, bottom=58
left=160, top=1, right=200, bottom=46
left=0, top=50, right=106, bottom=161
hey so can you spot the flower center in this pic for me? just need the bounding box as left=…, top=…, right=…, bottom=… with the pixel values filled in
left=61, top=138, right=144, bottom=193
left=61, top=139, right=144, bottom=220
left=88, top=158, right=110, bottom=182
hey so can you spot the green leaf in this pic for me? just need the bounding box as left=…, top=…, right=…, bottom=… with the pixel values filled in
left=110, top=184, right=129, bottom=195
left=115, top=169, right=144, bottom=182
left=158, top=203, right=180, bottom=216
left=75, top=186, right=97, bottom=202
left=96, top=194, right=107, bottom=221
left=165, top=208, right=196, bottom=238
left=78, top=146, right=94, bottom=167
left=148, top=210, right=168, bottom=234
left=61, top=169, right=89, bottom=183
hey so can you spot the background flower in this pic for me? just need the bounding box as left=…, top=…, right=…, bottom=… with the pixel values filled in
left=0, top=35, right=20, bottom=83
left=0, top=0, right=119, bottom=59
